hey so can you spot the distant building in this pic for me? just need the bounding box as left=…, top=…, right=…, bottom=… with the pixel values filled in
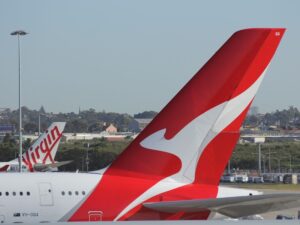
left=135, top=118, right=152, bottom=131
left=63, top=132, right=128, bottom=142
left=105, top=124, right=117, bottom=134
left=0, top=124, right=15, bottom=134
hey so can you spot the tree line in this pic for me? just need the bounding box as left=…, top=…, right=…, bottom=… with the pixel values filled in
left=0, top=107, right=158, bottom=134
left=1, top=136, right=300, bottom=173
left=244, top=106, right=300, bottom=130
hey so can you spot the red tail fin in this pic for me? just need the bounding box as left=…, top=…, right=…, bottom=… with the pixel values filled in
left=111, top=28, right=285, bottom=182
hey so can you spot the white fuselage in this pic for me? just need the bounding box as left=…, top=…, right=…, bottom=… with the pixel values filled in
left=0, top=173, right=99, bottom=223
left=0, top=172, right=259, bottom=223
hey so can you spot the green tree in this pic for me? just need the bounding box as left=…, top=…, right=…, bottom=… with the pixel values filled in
left=134, top=111, right=158, bottom=119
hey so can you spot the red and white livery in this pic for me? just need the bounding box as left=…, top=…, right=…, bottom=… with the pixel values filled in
left=0, top=28, right=297, bottom=224
left=0, top=122, right=66, bottom=172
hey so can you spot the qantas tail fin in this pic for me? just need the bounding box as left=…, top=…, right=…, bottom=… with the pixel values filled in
left=22, top=122, right=66, bottom=172
left=108, top=28, right=285, bottom=184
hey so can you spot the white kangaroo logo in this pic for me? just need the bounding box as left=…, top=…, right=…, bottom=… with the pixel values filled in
left=140, top=70, right=266, bottom=181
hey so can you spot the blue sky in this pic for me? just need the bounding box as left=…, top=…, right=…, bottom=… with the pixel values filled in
left=0, top=0, right=299, bottom=114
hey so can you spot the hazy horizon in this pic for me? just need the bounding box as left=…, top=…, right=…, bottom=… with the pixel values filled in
left=2, top=104, right=297, bottom=116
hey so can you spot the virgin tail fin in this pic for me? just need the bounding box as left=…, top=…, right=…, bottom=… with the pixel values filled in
left=22, top=122, right=66, bottom=172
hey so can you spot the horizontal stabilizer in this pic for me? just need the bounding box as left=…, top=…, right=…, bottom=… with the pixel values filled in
left=143, top=193, right=300, bottom=218
left=34, top=160, right=72, bottom=172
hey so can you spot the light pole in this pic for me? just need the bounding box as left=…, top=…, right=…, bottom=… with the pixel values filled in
left=38, top=113, right=41, bottom=136
left=11, top=30, right=28, bottom=172
left=227, top=152, right=236, bottom=175
left=86, top=143, right=90, bottom=172
left=254, top=137, right=265, bottom=176
left=38, top=113, right=47, bottom=136
left=273, top=157, right=281, bottom=173
left=227, top=159, right=231, bottom=175
left=267, top=147, right=276, bottom=173
left=258, top=143, right=262, bottom=175
left=287, top=153, right=292, bottom=173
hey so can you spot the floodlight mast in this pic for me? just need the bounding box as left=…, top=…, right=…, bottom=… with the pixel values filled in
left=10, top=30, right=28, bottom=172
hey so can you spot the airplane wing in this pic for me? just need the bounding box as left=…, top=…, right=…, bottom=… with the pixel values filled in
left=143, top=193, right=300, bottom=218
left=33, top=160, right=73, bottom=172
